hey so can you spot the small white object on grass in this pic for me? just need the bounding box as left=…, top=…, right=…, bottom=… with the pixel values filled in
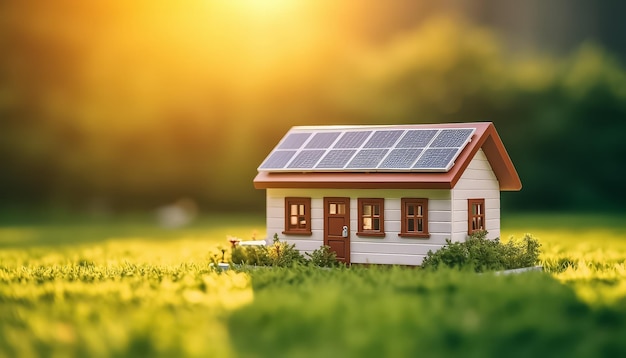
left=156, top=198, right=198, bottom=228
left=238, top=240, right=267, bottom=246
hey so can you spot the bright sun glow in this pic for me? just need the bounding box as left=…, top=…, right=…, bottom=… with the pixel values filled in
left=233, top=0, right=299, bottom=16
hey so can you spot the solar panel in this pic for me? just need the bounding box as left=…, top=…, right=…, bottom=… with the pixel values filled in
left=287, top=150, right=326, bottom=169
left=277, top=132, right=312, bottom=149
left=430, top=129, right=474, bottom=148
left=333, top=131, right=372, bottom=148
left=258, top=126, right=475, bottom=172
left=259, top=150, right=297, bottom=169
left=396, top=130, right=437, bottom=148
left=305, top=132, right=341, bottom=149
left=413, top=148, right=458, bottom=169
left=316, top=150, right=356, bottom=169
left=364, top=130, right=404, bottom=148
left=378, top=148, right=423, bottom=169
left=346, top=149, right=388, bottom=168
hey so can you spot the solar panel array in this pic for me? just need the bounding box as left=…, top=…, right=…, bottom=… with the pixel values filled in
left=258, top=127, right=475, bottom=172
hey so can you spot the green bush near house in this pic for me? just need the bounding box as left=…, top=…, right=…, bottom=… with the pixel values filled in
left=230, top=235, right=341, bottom=268
left=266, top=234, right=306, bottom=267
left=305, top=245, right=339, bottom=268
left=421, top=231, right=541, bottom=272
left=230, top=234, right=306, bottom=267
left=231, top=245, right=271, bottom=266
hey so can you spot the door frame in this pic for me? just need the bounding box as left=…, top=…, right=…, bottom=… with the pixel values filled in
left=323, top=197, right=351, bottom=264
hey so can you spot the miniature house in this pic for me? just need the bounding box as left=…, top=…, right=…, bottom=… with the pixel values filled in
left=254, top=122, right=521, bottom=265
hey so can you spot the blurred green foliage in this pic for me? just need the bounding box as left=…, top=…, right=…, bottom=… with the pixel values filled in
left=229, top=266, right=626, bottom=358
left=334, top=19, right=626, bottom=212
left=1, top=3, right=625, bottom=212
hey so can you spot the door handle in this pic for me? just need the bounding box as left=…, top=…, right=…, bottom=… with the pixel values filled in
left=342, top=225, right=348, bottom=238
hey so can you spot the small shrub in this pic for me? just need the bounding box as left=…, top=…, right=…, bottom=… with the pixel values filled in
left=306, top=245, right=339, bottom=267
left=231, top=246, right=270, bottom=266
left=230, top=246, right=247, bottom=264
left=420, top=239, right=467, bottom=271
left=499, top=233, right=541, bottom=270
left=421, top=231, right=541, bottom=272
left=230, top=234, right=304, bottom=267
left=267, top=234, right=305, bottom=267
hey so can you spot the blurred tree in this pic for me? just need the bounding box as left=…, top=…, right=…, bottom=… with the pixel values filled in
left=1, top=2, right=625, bottom=213
left=330, top=18, right=626, bottom=212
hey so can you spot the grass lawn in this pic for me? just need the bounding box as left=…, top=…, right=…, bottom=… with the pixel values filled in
left=503, top=213, right=626, bottom=305
left=0, top=212, right=625, bottom=357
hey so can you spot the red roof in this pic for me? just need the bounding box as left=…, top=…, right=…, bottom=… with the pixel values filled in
left=254, top=122, right=521, bottom=191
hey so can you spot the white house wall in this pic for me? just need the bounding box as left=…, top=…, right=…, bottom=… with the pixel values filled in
left=266, top=188, right=452, bottom=266
left=450, top=148, right=501, bottom=242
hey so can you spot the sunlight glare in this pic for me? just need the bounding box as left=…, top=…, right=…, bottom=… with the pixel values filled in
left=232, top=0, right=299, bottom=17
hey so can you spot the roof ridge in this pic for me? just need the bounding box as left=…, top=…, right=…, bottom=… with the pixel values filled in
left=291, top=122, right=492, bottom=131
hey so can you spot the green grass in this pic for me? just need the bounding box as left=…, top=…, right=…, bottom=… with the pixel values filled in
left=229, top=266, right=625, bottom=358
left=503, top=213, right=626, bottom=306
left=1, top=212, right=625, bottom=357
left=0, top=213, right=265, bottom=249
left=0, top=214, right=265, bottom=358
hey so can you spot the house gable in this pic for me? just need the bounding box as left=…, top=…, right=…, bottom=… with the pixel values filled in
left=450, top=148, right=501, bottom=242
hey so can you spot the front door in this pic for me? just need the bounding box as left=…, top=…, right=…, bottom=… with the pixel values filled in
left=324, top=197, right=350, bottom=264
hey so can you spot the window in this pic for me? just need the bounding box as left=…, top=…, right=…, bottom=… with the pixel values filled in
left=283, top=197, right=311, bottom=235
left=468, top=198, right=485, bottom=235
left=357, top=198, right=385, bottom=236
left=399, top=198, right=429, bottom=238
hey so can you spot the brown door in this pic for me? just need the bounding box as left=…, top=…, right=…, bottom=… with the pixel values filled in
left=324, top=197, right=350, bottom=264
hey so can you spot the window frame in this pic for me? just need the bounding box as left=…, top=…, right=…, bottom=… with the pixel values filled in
left=283, top=197, right=312, bottom=235
left=468, top=198, right=486, bottom=235
left=357, top=198, right=385, bottom=237
left=399, top=198, right=430, bottom=238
